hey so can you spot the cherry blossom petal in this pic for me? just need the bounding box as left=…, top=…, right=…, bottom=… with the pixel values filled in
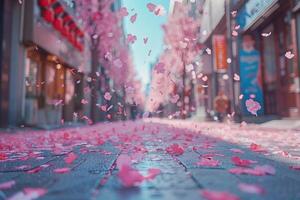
left=64, top=152, right=77, bottom=164
left=54, top=167, right=71, bottom=174
left=130, top=13, right=137, bottom=23
left=166, top=144, right=184, bottom=156
left=146, top=3, right=156, bottom=12
left=200, top=189, right=240, bottom=200
left=8, top=188, right=47, bottom=200
left=238, top=183, right=265, bottom=195
left=0, top=180, right=16, bottom=190
left=104, top=92, right=112, bottom=101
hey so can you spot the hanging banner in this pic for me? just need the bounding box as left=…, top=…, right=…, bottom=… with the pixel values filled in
left=239, top=35, right=264, bottom=116
left=237, top=0, right=278, bottom=31
left=212, top=35, right=228, bottom=72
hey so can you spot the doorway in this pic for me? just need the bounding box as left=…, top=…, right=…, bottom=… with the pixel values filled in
left=261, top=25, right=278, bottom=115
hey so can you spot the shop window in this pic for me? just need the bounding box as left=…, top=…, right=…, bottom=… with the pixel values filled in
left=261, top=25, right=278, bottom=115
left=65, top=70, right=75, bottom=104
left=262, top=25, right=277, bottom=85
left=45, top=62, right=65, bottom=105
left=25, top=49, right=42, bottom=98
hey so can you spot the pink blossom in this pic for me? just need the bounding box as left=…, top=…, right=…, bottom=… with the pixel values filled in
left=229, top=165, right=275, bottom=176
left=64, top=152, right=77, bottom=164
left=143, top=37, right=148, bottom=44
left=119, top=7, right=128, bottom=17
left=0, top=180, right=16, bottom=190
left=145, top=168, right=161, bottom=180
left=289, top=165, right=300, bottom=170
left=231, top=156, right=257, bottom=167
left=104, top=92, right=112, bottom=101
left=8, top=188, right=47, bottom=200
left=166, top=144, right=184, bottom=156
left=127, top=34, right=137, bottom=44
left=54, top=167, right=70, bottom=174
left=155, top=62, right=165, bottom=74
left=118, top=164, right=144, bottom=187
left=250, top=143, right=267, bottom=153
left=196, top=157, right=221, bottom=167
left=238, top=183, right=265, bottom=195
left=230, top=148, right=244, bottom=154
left=170, top=94, right=180, bottom=104
left=200, top=189, right=240, bottom=200
left=81, top=99, right=88, bottom=105
left=130, top=13, right=137, bottom=23
left=116, top=155, right=160, bottom=187
left=245, top=99, right=261, bottom=116
left=285, top=51, right=295, bottom=59
left=146, top=3, right=156, bottom=12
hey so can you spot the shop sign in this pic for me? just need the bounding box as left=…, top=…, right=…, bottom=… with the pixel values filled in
left=212, top=35, right=227, bottom=72
left=237, top=0, right=278, bottom=31
left=239, top=36, right=264, bottom=116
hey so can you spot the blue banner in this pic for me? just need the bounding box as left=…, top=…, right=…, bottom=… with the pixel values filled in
left=239, top=47, right=264, bottom=116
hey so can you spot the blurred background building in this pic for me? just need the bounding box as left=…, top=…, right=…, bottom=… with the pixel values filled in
left=149, top=0, right=300, bottom=123
left=198, top=0, right=300, bottom=122
left=0, top=0, right=89, bottom=128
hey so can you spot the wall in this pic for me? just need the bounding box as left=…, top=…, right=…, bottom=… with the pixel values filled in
left=200, top=0, right=225, bottom=43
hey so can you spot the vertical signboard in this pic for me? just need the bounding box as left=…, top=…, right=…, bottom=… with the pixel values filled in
left=213, top=35, right=228, bottom=72
left=239, top=35, right=264, bottom=116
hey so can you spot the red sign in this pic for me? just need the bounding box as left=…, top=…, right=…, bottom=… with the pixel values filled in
left=213, top=35, right=228, bottom=72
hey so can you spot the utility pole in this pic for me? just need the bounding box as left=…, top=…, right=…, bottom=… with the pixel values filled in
left=225, top=0, right=235, bottom=115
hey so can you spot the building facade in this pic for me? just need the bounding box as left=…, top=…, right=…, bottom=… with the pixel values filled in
left=0, top=0, right=91, bottom=128
left=236, top=0, right=300, bottom=118
left=200, top=0, right=300, bottom=121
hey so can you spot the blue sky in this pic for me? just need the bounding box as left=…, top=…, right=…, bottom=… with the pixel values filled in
left=121, top=0, right=170, bottom=91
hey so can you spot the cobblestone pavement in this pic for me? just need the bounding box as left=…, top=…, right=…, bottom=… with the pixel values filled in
left=0, top=120, right=300, bottom=200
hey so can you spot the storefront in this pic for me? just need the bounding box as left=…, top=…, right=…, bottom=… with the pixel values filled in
left=237, top=0, right=300, bottom=118
left=199, top=0, right=228, bottom=119
left=22, top=0, right=91, bottom=128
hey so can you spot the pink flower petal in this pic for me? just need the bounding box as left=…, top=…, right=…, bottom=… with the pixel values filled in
left=201, top=189, right=240, bottom=200
left=197, top=157, right=221, bottom=167
left=143, top=37, right=148, bottom=44
left=116, top=155, right=160, bottom=187
left=231, top=156, right=256, bottom=167
left=104, top=92, right=112, bottom=101
left=146, top=3, right=156, bottom=12
left=250, top=143, right=267, bottom=153
left=238, top=183, right=265, bottom=195
left=229, top=165, right=275, bottom=176
left=145, top=168, right=161, bottom=180
left=245, top=99, right=261, bottom=116
left=166, top=143, right=184, bottom=156
left=127, top=34, right=137, bottom=44
left=64, top=152, right=77, bottom=164
left=289, top=165, right=300, bottom=170
left=8, top=188, right=47, bottom=200
left=0, top=180, right=16, bottom=190
left=155, top=62, right=165, bottom=74
left=54, top=167, right=70, bottom=174
left=230, top=148, right=244, bottom=154
left=130, top=13, right=137, bottom=23
left=118, top=165, right=144, bottom=187
left=119, top=7, right=128, bottom=17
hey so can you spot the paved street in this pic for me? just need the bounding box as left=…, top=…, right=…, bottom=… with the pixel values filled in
left=0, top=120, right=300, bottom=200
